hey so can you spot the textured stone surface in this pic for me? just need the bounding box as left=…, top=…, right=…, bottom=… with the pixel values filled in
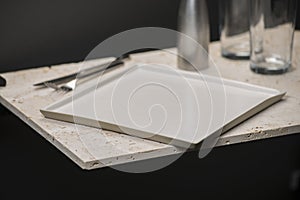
left=0, top=32, right=299, bottom=170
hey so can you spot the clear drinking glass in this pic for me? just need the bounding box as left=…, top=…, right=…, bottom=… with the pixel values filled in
left=220, top=0, right=250, bottom=59
left=249, top=0, right=297, bottom=74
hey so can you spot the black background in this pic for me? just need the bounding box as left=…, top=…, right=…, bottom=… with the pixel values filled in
left=0, top=0, right=300, bottom=199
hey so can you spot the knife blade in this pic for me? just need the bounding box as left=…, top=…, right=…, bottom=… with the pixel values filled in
left=33, top=58, right=124, bottom=87
left=33, top=48, right=156, bottom=87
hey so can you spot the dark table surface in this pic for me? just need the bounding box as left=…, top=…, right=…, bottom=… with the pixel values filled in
left=0, top=104, right=299, bottom=200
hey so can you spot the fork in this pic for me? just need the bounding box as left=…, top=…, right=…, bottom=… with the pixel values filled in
left=44, top=81, right=73, bottom=93
left=41, top=48, right=156, bottom=92
left=44, top=57, right=125, bottom=92
left=39, top=56, right=125, bottom=91
left=46, top=80, right=76, bottom=92
left=45, top=57, right=125, bottom=93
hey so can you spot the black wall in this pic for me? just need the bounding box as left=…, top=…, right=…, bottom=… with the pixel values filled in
left=0, top=0, right=220, bottom=72
left=1, top=0, right=299, bottom=72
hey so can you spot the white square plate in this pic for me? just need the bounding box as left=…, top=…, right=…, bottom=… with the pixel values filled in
left=41, top=64, right=285, bottom=148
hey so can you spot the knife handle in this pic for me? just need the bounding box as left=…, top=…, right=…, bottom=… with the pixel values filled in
left=77, top=59, right=124, bottom=79
left=33, top=58, right=123, bottom=87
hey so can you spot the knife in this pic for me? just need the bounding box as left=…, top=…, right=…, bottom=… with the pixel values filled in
left=33, top=57, right=125, bottom=87
left=33, top=48, right=156, bottom=87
